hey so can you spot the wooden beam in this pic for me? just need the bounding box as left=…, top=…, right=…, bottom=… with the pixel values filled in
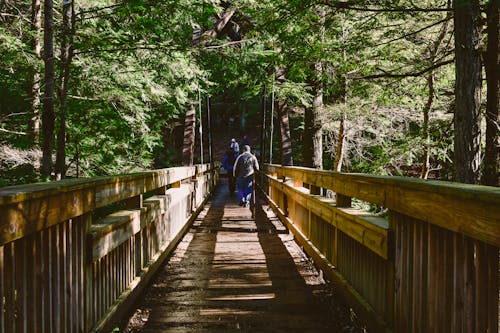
left=263, top=164, right=500, bottom=248
left=0, top=166, right=202, bottom=245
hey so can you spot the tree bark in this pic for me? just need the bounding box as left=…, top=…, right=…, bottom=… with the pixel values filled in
left=260, top=85, right=267, bottom=164
left=29, top=0, right=42, bottom=145
left=277, top=100, right=293, bottom=166
left=55, top=0, right=74, bottom=179
left=41, top=0, right=55, bottom=177
left=304, top=6, right=324, bottom=173
left=333, top=113, right=345, bottom=172
left=182, top=105, right=196, bottom=166
left=304, top=64, right=323, bottom=170
left=421, top=73, right=434, bottom=179
left=452, top=0, right=482, bottom=184
left=482, top=1, right=499, bottom=186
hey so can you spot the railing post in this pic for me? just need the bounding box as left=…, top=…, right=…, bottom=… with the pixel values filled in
left=335, top=194, right=351, bottom=207
left=126, top=195, right=144, bottom=276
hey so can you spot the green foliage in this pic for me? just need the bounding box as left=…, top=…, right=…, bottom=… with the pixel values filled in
left=1, top=0, right=459, bottom=185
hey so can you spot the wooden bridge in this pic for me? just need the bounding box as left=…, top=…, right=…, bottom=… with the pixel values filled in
left=0, top=164, right=498, bottom=332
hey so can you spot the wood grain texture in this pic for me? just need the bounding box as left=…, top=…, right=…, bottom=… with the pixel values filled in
left=267, top=174, right=389, bottom=258
left=0, top=165, right=209, bottom=245
left=263, top=164, right=500, bottom=247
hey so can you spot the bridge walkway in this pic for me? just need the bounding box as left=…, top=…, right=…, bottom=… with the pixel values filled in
left=124, top=179, right=361, bottom=332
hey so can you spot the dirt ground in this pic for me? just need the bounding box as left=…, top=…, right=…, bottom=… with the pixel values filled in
left=122, top=179, right=366, bottom=333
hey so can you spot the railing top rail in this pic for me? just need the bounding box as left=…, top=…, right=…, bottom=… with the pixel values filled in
left=264, top=164, right=500, bottom=204
left=263, top=164, right=500, bottom=247
left=0, top=165, right=215, bottom=206
left=0, top=163, right=215, bottom=245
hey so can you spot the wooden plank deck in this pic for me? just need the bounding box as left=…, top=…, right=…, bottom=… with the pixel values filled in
left=123, top=179, right=362, bottom=333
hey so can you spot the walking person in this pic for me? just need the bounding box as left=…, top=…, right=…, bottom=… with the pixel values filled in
left=222, top=146, right=238, bottom=193
left=230, top=138, right=239, bottom=155
left=233, top=145, right=259, bottom=208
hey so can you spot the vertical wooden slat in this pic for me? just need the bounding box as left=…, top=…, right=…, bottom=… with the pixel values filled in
left=14, top=237, right=27, bottom=333
left=135, top=232, right=142, bottom=276
left=443, top=230, right=454, bottom=332
left=36, top=231, right=45, bottom=333
left=486, top=245, right=499, bottom=332
left=464, top=238, right=475, bottom=333
left=0, top=245, right=4, bottom=333
left=43, top=228, right=53, bottom=333
left=59, top=222, right=67, bottom=333
left=4, top=243, right=14, bottom=333
left=52, top=225, right=61, bottom=333
left=452, top=233, right=465, bottom=333
left=82, top=213, right=94, bottom=332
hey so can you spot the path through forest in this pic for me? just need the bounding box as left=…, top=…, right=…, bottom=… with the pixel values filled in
left=123, top=179, right=364, bottom=332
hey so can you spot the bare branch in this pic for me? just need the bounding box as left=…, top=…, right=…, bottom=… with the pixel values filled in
left=374, top=17, right=451, bottom=47
left=318, top=1, right=451, bottom=12
left=0, top=127, right=27, bottom=135
left=357, top=59, right=454, bottom=80
left=203, top=39, right=251, bottom=50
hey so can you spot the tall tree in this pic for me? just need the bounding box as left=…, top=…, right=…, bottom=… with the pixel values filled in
left=55, top=0, right=75, bottom=179
left=276, top=69, right=293, bottom=166
left=29, top=0, right=42, bottom=144
left=182, top=106, right=196, bottom=166
left=482, top=1, right=499, bottom=186
left=304, top=6, right=325, bottom=172
left=452, top=0, right=482, bottom=184
left=41, top=0, right=55, bottom=176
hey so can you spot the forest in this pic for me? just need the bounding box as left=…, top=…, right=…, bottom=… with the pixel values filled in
left=0, top=0, right=498, bottom=187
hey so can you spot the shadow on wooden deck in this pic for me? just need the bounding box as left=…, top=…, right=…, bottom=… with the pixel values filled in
left=123, top=178, right=364, bottom=333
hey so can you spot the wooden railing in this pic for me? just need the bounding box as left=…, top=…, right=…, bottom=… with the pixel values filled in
left=258, top=164, right=499, bottom=333
left=0, top=163, right=219, bottom=333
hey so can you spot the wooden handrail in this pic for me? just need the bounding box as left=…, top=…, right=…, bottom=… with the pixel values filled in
left=0, top=166, right=200, bottom=245
left=260, top=164, right=499, bottom=333
left=265, top=164, right=500, bottom=247
left=0, top=163, right=219, bottom=333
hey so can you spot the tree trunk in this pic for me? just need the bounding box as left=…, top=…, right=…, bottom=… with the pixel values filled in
left=277, top=100, right=293, bottom=166
left=41, top=0, right=55, bottom=177
left=260, top=85, right=267, bottom=164
left=304, top=66, right=323, bottom=168
left=421, top=73, right=434, bottom=179
left=182, top=105, right=196, bottom=166
left=55, top=0, right=74, bottom=179
left=29, top=0, right=42, bottom=145
left=482, top=1, right=499, bottom=187
left=333, top=114, right=345, bottom=172
left=304, top=7, right=324, bottom=173
left=453, top=0, right=482, bottom=184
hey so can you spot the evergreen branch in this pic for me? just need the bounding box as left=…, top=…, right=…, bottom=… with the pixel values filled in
left=357, top=59, right=454, bottom=80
